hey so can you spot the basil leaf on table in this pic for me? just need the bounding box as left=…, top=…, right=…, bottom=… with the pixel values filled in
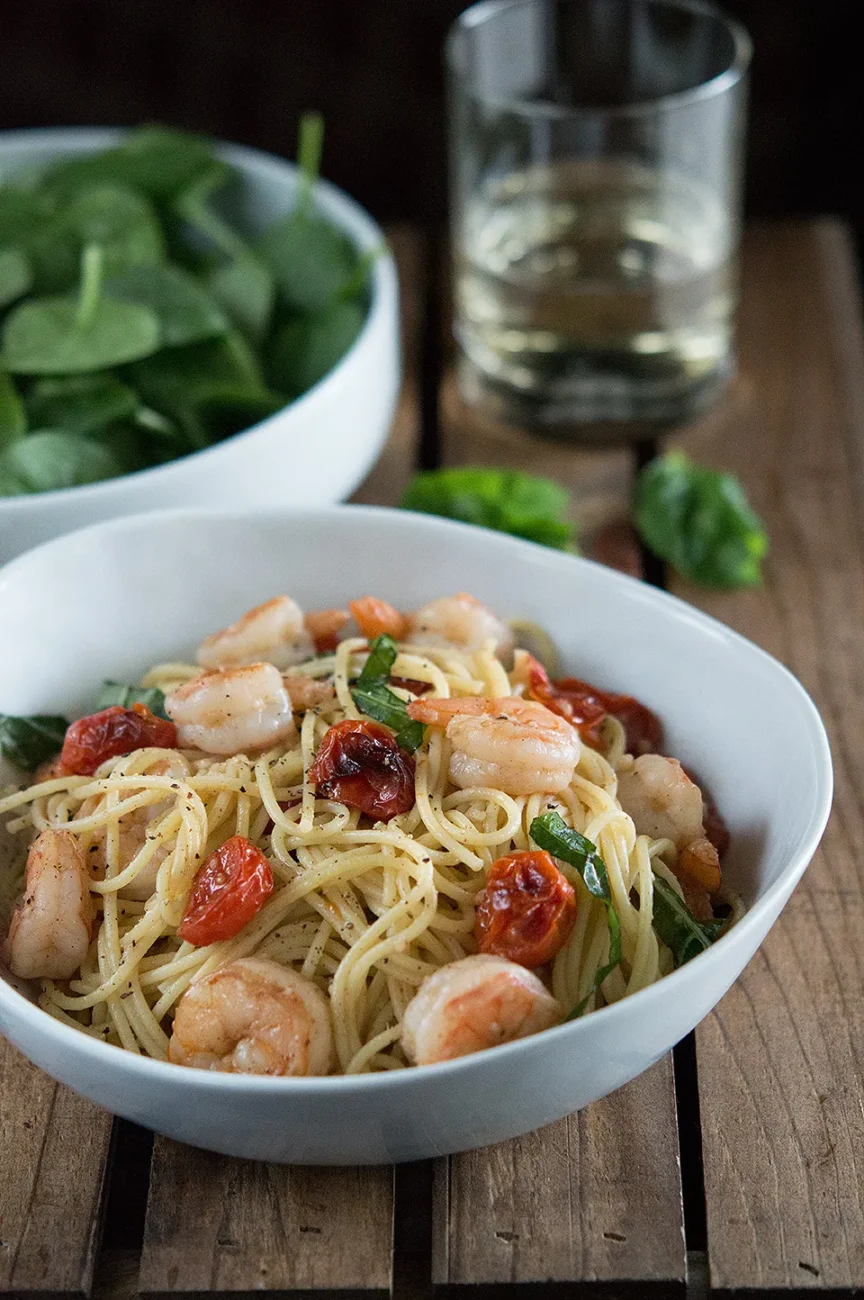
left=96, top=682, right=168, bottom=717
left=265, top=300, right=365, bottom=397
left=40, top=126, right=218, bottom=203
left=25, top=374, right=140, bottom=435
left=635, top=451, right=768, bottom=589
left=0, top=367, right=26, bottom=448
left=0, top=430, right=126, bottom=492
left=529, top=810, right=622, bottom=1016
left=0, top=247, right=33, bottom=308
left=401, top=466, right=576, bottom=551
left=0, top=713, right=68, bottom=770
left=351, top=634, right=425, bottom=753
left=30, top=184, right=165, bottom=293
left=651, top=874, right=726, bottom=967
left=105, top=262, right=229, bottom=348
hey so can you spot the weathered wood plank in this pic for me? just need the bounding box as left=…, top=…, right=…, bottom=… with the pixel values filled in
left=670, top=220, right=864, bottom=1293
left=434, top=358, right=686, bottom=1295
left=0, top=1038, right=113, bottom=1298
left=433, top=1057, right=685, bottom=1295
left=139, top=1142, right=393, bottom=1298
left=137, top=225, right=426, bottom=1300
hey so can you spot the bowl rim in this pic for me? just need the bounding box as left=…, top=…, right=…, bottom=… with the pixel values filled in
left=0, top=126, right=397, bottom=512
left=0, top=504, right=834, bottom=1091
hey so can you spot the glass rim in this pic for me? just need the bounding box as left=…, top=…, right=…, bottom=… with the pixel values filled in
left=446, top=0, right=752, bottom=118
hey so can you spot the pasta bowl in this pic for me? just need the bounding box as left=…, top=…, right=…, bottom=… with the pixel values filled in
left=0, top=506, right=832, bottom=1164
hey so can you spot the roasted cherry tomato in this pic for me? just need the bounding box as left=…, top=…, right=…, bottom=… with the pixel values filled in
left=308, top=719, right=415, bottom=822
left=523, top=653, right=662, bottom=754
left=475, top=850, right=577, bottom=968
left=390, top=677, right=430, bottom=696
left=178, top=835, right=274, bottom=946
left=349, top=596, right=409, bottom=641
left=59, top=704, right=177, bottom=776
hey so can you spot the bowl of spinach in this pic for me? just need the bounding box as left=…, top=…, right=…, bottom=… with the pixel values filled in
left=0, top=121, right=399, bottom=561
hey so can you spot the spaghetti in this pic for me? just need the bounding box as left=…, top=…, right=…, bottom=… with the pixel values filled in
left=0, top=593, right=731, bottom=1075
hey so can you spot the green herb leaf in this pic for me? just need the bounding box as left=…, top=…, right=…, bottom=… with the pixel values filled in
left=0, top=367, right=26, bottom=449
left=0, top=430, right=125, bottom=492
left=31, top=184, right=165, bottom=293
left=0, top=246, right=33, bottom=308
left=635, top=452, right=768, bottom=589
left=351, top=634, right=425, bottom=752
left=96, top=681, right=167, bottom=717
left=357, top=634, right=398, bottom=687
left=0, top=713, right=68, bottom=769
left=529, top=810, right=622, bottom=1015
left=25, top=374, right=139, bottom=435
left=265, top=300, right=365, bottom=397
left=258, top=213, right=359, bottom=314
left=401, top=467, right=577, bottom=551
left=0, top=189, right=55, bottom=248
left=205, top=251, right=275, bottom=344
left=105, top=262, right=229, bottom=348
left=173, top=162, right=246, bottom=262
left=651, top=874, right=725, bottom=967
left=40, top=126, right=218, bottom=203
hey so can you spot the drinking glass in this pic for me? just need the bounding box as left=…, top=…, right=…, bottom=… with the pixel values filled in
left=446, top=0, right=752, bottom=439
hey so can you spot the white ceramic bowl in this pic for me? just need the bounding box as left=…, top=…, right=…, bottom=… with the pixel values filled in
left=0, top=507, right=832, bottom=1164
left=0, top=130, right=399, bottom=564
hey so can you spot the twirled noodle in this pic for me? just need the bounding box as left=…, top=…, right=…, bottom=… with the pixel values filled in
left=1, top=638, right=690, bottom=1073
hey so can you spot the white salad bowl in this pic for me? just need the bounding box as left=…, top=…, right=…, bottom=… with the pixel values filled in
left=0, top=129, right=399, bottom=564
left=0, top=507, right=832, bottom=1164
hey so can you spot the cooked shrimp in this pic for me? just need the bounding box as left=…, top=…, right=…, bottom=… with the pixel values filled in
left=166, top=663, right=294, bottom=755
left=4, top=829, right=94, bottom=980
left=168, top=957, right=334, bottom=1075
left=408, top=696, right=579, bottom=796
left=282, top=675, right=337, bottom=713
left=196, top=596, right=314, bottom=671
left=304, top=607, right=349, bottom=652
left=350, top=596, right=409, bottom=641
left=88, top=757, right=188, bottom=901
left=616, top=755, right=704, bottom=847
left=401, top=954, right=561, bottom=1065
left=616, top=754, right=721, bottom=894
left=408, top=593, right=515, bottom=661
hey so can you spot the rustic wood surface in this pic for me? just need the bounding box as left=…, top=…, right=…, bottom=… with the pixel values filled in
left=0, top=1040, right=113, bottom=1298
left=2, top=218, right=863, bottom=1299
left=668, top=220, right=864, bottom=1295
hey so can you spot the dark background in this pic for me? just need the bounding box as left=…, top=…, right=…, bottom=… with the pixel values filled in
left=0, top=0, right=859, bottom=238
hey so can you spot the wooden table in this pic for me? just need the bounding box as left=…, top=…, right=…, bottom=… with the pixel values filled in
left=2, top=219, right=864, bottom=1300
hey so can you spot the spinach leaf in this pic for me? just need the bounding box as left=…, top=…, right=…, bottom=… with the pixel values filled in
left=205, top=251, right=275, bottom=344
left=651, top=874, right=725, bottom=967
left=401, top=467, right=576, bottom=550
left=31, top=184, right=165, bottom=293
left=0, top=429, right=125, bottom=493
left=635, top=451, right=768, bottom=589
left=258, top=214, right=359, bottom=313
left=105, top=262, right=229, bottom=347
left=0, top=189, right=55, bottom=248
left=0, top=246, right=33, bottom=307
left=96, top=681, right=167, bottom=717
left=0, top=713, right=68, bottom=770
left=3, top=244, right=160, bottom=375
left=529, top=811, right=622, bottom=1016
left=265, top=300, right=364, bottom=397
left=26, top=374, right=139, bottom=435
left=351, top=634, right=425, bottom=752
left=0, top=367, right=26, bottom=449
left=40, top=126, right=218, bottom=202
left=191, top=385, right=283, bottom=443
left=173, top=162, right=246, bottom=261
